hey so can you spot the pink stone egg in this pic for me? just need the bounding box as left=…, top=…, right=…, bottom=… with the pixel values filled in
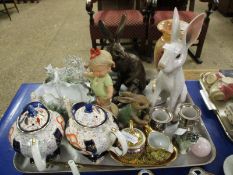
left=191, top=137, right=211, bottom=157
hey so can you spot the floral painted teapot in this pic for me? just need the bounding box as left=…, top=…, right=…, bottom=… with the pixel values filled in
left=8, top=102, right=65, bottom=171
left=65, top=102, right=128, bottom=162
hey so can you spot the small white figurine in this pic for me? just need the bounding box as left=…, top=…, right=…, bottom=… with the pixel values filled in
left=150, top=8, right=205, bottom=111
left=31, top=58, right=93, bottom=116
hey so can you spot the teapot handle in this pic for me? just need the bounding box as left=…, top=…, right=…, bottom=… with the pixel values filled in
left=138, top=169, right=155, bottom=175
left=31, top=138, right=46, bottom=171
left=108, top=128, right=128, bottom=156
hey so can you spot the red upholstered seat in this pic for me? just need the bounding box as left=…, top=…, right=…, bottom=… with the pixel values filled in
left=86, top=0, right=149, bottom=48
left=148, top=11, right=198, bottom=40
left=94, top=10, right=144, bottom=26
left=91, top=10, right=146, bottom=40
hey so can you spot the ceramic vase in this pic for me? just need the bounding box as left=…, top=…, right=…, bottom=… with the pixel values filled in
left=154, top=19, right=187, bottom=67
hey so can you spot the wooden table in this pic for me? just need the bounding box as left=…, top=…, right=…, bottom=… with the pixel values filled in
left=17, top=0, right=39, bottom=3
left=184, top=69, right=218, bottom=80
left=1, top=82, right=232, bottom=175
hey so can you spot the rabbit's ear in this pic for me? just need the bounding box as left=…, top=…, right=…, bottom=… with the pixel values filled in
left=171, top=8, right=180, bottom=42
left=98, top=20, right=114, bottom=42
left=115, top=96, right=134, bottom=103
left=133, top=102, right=149, bottom=110
left=120, top=91, right=134, bottom=98
left=115, top=15, right=127, bottom=40
left=183, top=13, right=205, bottom=48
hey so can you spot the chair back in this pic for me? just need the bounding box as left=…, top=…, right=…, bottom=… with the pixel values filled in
left=97, top=0, right=142, bottom=10
left=155, top=0, right=190, bottom=11
left=86, top=0, right=149, bottom=49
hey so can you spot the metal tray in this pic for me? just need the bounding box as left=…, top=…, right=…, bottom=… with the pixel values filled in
left=110, top=147, right=178, bottom=167
left=200, top=80, right=233, bottom=142
left=13, top=98, right=216, bottom=173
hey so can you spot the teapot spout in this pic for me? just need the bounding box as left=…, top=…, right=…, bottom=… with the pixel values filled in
left=31, top=138, right=46, bottom=171
left=64, top=98, right=73, bottom=118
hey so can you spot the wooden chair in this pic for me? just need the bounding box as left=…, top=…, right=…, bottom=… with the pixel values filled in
left=0, top=0, right=19, bottom=20
left=147, top=0, right=218, bottom=64
left=86, top=0, right=150, bottom=50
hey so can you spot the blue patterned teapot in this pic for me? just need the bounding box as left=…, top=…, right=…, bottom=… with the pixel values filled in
left=8, top=102, right=65, bottom=171
left=65, top=102, right=128, bottom=162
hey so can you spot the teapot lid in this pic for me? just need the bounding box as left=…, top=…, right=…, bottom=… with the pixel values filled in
left=17, top=102, right=50, bottom=132
left=72, top=103, right=107, bottom=128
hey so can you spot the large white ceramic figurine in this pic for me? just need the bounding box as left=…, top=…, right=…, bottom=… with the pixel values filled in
left=150, top=8, right=205, bottom=111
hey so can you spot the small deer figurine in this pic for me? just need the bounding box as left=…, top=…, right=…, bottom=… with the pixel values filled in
left=150, top=8, right=205, bottom=111
left=98, top=15, right=147, bottom=95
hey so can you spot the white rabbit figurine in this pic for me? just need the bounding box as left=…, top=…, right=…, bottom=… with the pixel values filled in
left=149, top=8, right=205, bottom=111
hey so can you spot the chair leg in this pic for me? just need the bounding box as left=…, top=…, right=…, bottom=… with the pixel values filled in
left=194, top=31, right=206, bottom=60
left=188, top=49, right=203, bottom=64
left=2, top=1, right=11, bottom=20
left=140, top=40, right=154, bottom=63
left=140, top=39, right=147, bottom=55
left=13, top=0, right=19, bottom=13
left=100, top=39, right=105, bottom=49
left=91, top=39, right=97, bottom=48
left=147, top=40, right=154, bottom=57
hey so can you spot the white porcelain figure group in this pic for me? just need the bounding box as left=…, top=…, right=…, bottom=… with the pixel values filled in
left=148, top=8, right=205, bottom=111
left=8, top=8, right=208, bottom=172
left=31, top=64, right=93, bottom=114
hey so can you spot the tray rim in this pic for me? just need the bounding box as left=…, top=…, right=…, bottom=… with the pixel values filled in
left=13, top=113, right=216, bottom=173
left=12, top=88, right=216, bottom=173
left=109, top=146, right=178, bottom=167
left=199, top=79, right=233, bottom=142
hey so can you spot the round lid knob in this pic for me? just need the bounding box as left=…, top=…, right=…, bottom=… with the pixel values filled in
left=72, top=103, right=107, bottom=128
left=27, top=105, right=38, bottom=117
left=84, top=103, right=93, bottom=113
left=17, top=102, right=50, bottom=132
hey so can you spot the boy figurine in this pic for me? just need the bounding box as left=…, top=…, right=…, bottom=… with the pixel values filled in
left=84, top=48, right=118, bottom=115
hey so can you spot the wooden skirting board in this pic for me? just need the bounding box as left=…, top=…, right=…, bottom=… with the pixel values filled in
left=17, top=0, right=39, bottom=3
left=184, top=69, right=219, bottom=80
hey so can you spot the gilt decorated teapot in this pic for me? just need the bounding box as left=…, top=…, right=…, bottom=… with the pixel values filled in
left=65, top=102, right=128, bottom=162
left=8, top=102, right=65, bottom=171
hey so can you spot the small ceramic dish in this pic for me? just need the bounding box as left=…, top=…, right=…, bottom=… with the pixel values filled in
left=147, top=132, right=172, bottom=151
left=149, top=106, right=173, bottom=132
left=223, top=154, right=233, bottom=175
left=144, top=125, right=173, bottom=154
left=121, top=121, right=146, bottom=161
left=177, top=103, right=201, bottom=129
